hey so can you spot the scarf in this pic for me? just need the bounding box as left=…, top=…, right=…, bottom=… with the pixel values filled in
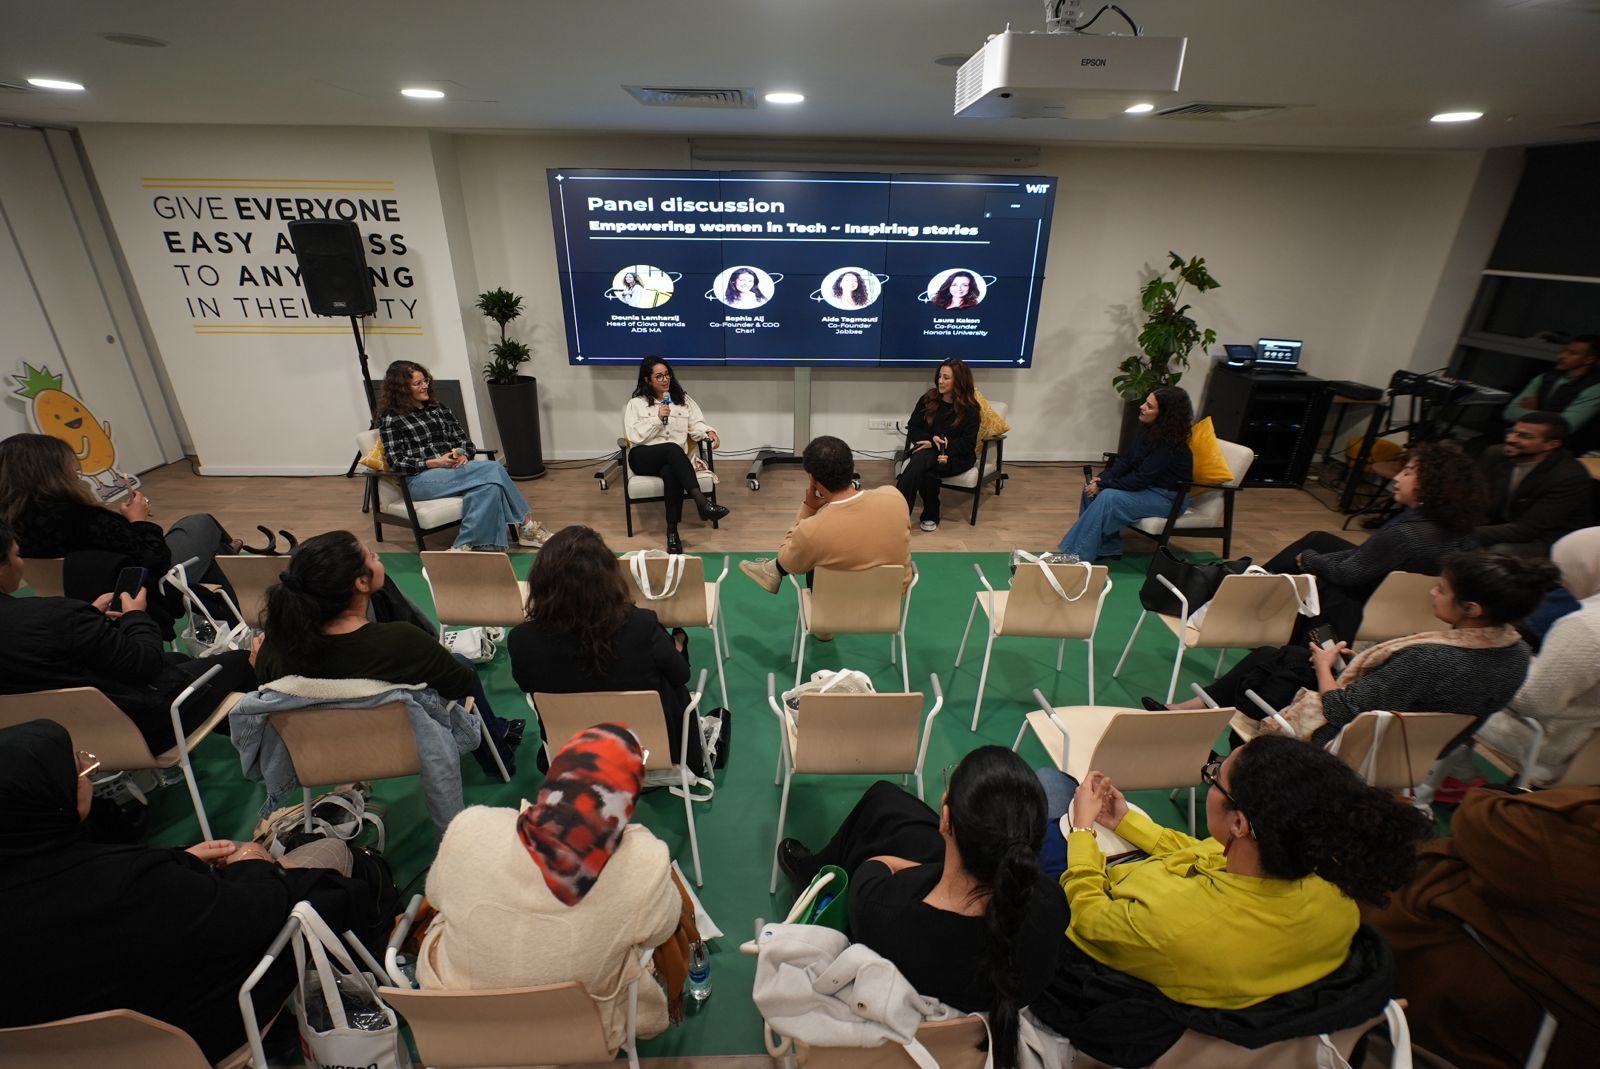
left=515, top=723, right=643, bottom=906
left=1552, top=527, right=1600, bottom=602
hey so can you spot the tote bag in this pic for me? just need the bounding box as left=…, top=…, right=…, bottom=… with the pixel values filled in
left=290, top=901, right=412, bottom=1069
left=1138, top=546, right=1252, bottom=617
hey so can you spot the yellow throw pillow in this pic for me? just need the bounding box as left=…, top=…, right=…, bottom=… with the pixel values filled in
left=1189, top=417, right=1234, bottom=485
left=973, top=387, right=1011, bottom=441
left=359, top=437, right=393, bottom=473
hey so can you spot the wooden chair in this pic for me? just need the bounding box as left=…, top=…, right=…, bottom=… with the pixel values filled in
left=1475, top=715, right=1600, bottom=789
left=618, top=435, right=719, bottom=537
left=1122, top=437, right=1255, bottom=559
left=1354, top=571, right=1446, bottom=644
left=1114, top=571, right=1316, bottom=704
left=20, top=556, right=65, bottom=597
left=0, top=666, right=240, bottom=840
left=786, top=1016, right=990, bottom=1069
left=893, top=400, right=1011, bottom=526
left=621, top=553, right=731, bottom=711
left=530, top=668, right=712, bottom=885
left=1013, top=697, right=1236, bottom=834
left=1326, top=711, right=1477, bottom=793
left=956, top=560, right=1112, bottom=731
left=420, top=550, right=529, bottom=637
left=356, top=429, right=498, bottom=552
left=1072, top=1000, right=1412, bottom=1069
left=0, top=1008, right=249, bottom=1069
left=792, top=564, right=917, bottom=691
left=214, top=554, right=288, bottom=630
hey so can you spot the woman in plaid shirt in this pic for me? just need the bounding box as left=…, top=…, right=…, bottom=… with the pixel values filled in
left=378, top=361, right=551, bottom=551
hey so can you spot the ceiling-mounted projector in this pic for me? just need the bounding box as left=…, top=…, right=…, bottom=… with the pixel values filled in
left=954, top=31, right=1186, bottom=119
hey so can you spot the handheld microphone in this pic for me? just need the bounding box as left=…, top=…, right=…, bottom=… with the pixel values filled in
left=659, top=391, right=671, bottom=422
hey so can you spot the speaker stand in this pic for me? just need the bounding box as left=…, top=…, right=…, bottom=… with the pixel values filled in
left=344, top=316, right=379, bottom=508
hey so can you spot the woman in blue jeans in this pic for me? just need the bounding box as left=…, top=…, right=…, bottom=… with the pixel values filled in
left=377, top=360, right=552, bottom=551
left=1057, top=387, right=1193, bottom=562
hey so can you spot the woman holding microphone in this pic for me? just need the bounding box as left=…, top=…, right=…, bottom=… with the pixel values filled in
left=624, top=357, right=729, bottom=553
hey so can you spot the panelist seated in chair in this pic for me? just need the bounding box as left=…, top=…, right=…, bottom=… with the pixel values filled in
left=623, top=357, right=729, bottom=554
left=1029, top=738, right=1432, bottom=1065
left=1056, top=388, right=1193, bottom=563
left=0, top=521, right=257, bottom=752
left=897, top=358, right=981, bottom=533
left=509, top=525, right=705, bottom=774
left=418, top=724, right=682, bottom=1054
left=253, top=530, right=522, bottom=776
left=376, top=360, right=552, bottom=552
left=776, top=747, right=1069, bottom=1069
left=1265, top=442, right=1485, bottom=642
left=0, top=719, right=385, bottom=1063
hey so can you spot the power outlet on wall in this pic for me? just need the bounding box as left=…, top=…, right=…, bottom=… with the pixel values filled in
left=868, top=418, right=894, bottom=430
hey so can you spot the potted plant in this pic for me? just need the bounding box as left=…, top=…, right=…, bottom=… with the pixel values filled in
left=1112, top=251, right=1220, bottom=449
left=477, top=287, right=545, bottom=478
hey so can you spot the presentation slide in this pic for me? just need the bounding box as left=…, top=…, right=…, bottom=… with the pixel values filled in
left=547, top=169, right=1058, bottom=368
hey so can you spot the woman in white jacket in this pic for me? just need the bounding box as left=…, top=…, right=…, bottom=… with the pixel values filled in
left=624, top=357, right=729, bottom=553
left=418, top=723, right=680, bottom=1052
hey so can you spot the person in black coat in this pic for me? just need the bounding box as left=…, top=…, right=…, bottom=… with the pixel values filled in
left=1474, top=412, right=1594, bottom=557
left=508, top=525, right=701, bottom=772
left=0, top=522, right=255, bottom=751
left=897, top=359, right=982, bottom=532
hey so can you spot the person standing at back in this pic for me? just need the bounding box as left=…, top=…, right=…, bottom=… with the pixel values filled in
left=1503, top=334, right=1600, bottom=454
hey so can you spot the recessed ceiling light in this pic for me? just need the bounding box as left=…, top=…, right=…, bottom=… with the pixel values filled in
left=1125, top=102, right=1155, bottom=114
left=401, top=87, right=445, bottom=100
left=100, top=32, right=169, bottom=48
left=764, top=91, right=805, bottom=105
left=27, top=78, right=85, bottom=92
left=1430, top=110, right=1483, bottom=123
left=933, top=53, right=969, bottom=68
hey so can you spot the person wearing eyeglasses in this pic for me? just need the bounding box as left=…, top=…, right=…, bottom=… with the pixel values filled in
left=623, top=357, right=729, bottom=554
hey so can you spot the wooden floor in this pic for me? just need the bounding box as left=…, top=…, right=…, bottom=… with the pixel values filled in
left=138, top=456, right=1367, bottom=561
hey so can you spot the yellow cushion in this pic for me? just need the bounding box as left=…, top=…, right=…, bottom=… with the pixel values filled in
left=974, top=388, right=1010, bottom=441
left=359, top=437, right=393, bottom=473
left=1189, top=417, right=1234, bottom=485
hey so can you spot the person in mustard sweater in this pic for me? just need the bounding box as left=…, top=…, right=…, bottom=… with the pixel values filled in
left=1044, top=736, right=1431, bottom=1010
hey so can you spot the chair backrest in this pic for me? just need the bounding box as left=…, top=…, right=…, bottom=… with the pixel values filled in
left=216, top=554, right=288, bottom=629
left=1553, top=730, right=1600, bottom=788
left=810, top=565, right=906, bottom=635
left=20, top=557, right=65, bottom=598
left=792, top=690, right=927, bottom=775
left=1135, top=1005, right=1395, bottom=1069
left=1213, top=438, right=1254, bottom=489
left=1086, top=707, right=1236, bottom=790
left=797, top=1015, right=990, bottom=1069
left=380, top=982, right=614, bottom=1068
left=1330, top=711, right=1477, bottom=790
left=268, top=702, right=423, bottom=786
left=1355, top=571, right=1446, bottom=643
left=422, top=551, right=527, bottom=627
left=0, top=1008, right=213, bottom=1069
left=621, top=554, right=710, bottom=628
left=532, top=690, right=673, bottom=772
left=1192, top=573, right=1314, bottom=649
left=1002, top=563, right=1110, bottom=638
left=0, top=688, right=162, bottom=767
left=356, top=428, right=404, bottom=509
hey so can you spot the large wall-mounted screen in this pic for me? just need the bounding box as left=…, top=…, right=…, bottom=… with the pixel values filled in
left=547, top=168, right=1058, bottom=368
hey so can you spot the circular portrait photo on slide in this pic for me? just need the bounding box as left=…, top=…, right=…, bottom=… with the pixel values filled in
left=820, top=267, right=881, bottom=311
left=608, top=265, right=676, bottom=309
left=924, top=268, right=986, bottom=311
left=714, top=265, right=776, bottom=310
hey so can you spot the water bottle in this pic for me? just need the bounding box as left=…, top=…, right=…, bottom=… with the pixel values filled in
left=686, top=939, right=712, bottom=1003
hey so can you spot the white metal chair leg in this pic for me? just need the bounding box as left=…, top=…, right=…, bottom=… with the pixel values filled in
left=1056, top=637, right=1066, bottom=672
left=972, top=632, right=997, bottom=731
left=473, top=707, right=512, bottom=783
left=773, top=733, right=786, bottom=785
left=1527, top=1010, right=1558, bottom=1069
left=1086, top=642, right=1096, bottom=705
left=1011, top=721, right=1028, bottom=750
left=1114, top=610, right=1147, bottom=677
left=770, top=772, right=795, bottom=893
left=1166, top=636, right=1185, bottom=705
left=1215, top=648, right=1226, bottom=677
left=177, top=751, right=214, bottom=840
left=794, top=631, right=807, bottom=689
left=899, top=630, right=909, bottom=693
left=680, top=761, right=703, bottom=887
left=713, top=635, right=729, bottom=712
left=955, top=596, right=979, bottom=668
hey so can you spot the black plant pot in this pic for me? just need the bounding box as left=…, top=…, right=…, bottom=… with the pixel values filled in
left=1116, top=399, right=1143, bottom=455
left=488, top=375, right=546, bottom=479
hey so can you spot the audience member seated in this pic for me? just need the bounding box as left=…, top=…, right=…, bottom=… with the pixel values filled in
left=509, top=525, right=705, bottom=772
left=1265, top=441, right=1486, bottom=641
left=375, top=359, right=551, bottom=551
left=0, top=431, right=241, bottom=634
left=1523, top=527, right=1598, bottom=648
left=0, top=719, right=383, bottom=1062
left=897, top=358, right=981, bottom=532
left=777, top=747, right=1069, bottom=1069
left=1365, top=785, right=1600, bottom=1069
left=1503, top=333, right=1600, bottom=454
left=0, top=521, right=256, bottom=751
left=1056, top=387, right=1193, bottom=563
left=418, top=724, right=681, bottom=1053
left=623, top=356, right=730, bottom=554
left=252, top=530, right=520, bottom=775
left=1029, top=737, right=1431, bottom=1063
left=740, top=435, right=912, bottom=596
left=1473, top=411, right=1593, bottom=556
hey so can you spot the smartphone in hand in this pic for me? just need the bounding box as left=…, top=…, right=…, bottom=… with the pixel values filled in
left=110, top=566, right=147, bottom=604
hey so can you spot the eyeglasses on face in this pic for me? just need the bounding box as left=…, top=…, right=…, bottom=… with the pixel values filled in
left=1200, top=753, right=1240, bottom=809
left=76, top=750, right=101, bottom=780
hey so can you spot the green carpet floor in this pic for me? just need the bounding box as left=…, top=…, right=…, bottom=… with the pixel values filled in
left=129, top=550, right=1447, bottom=1057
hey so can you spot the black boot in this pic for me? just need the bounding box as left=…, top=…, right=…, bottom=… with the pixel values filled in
left=666, top=527, right=684, bottom=554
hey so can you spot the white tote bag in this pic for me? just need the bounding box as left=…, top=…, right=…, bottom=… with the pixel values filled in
left=626, top=548, right=687, bottom=600
left=290, top=901, right=412, bottom=1069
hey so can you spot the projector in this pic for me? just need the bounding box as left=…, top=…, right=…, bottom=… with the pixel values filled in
left=954, top=31, right=1186, bottom=119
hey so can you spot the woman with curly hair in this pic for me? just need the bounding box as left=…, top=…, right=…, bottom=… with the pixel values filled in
left=1266, top=440, right=1487, bottom=640
left=897, top=358, right=981, bottom=531
left=832, top=270, right=871, bottom=308
left=933, top=270, right=981, bottom=310
left=1056, top=386, right=1194, bottom=561
left=507, top=526, right=703, bottom=772
left=622, top=356, right=729, bottom=554
left=376, top=360, right=551, bottom=551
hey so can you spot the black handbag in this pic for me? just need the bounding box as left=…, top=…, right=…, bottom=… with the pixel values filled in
left=1138, top=546, right=1252, bottom=617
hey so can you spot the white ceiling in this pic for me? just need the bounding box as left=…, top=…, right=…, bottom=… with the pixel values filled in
left=3, top=0, right=1599, bottom=151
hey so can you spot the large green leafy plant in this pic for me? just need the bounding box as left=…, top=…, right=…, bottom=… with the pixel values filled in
left=476, top=288, right=531, bottom=384
left=1112, top=252, right=1221, bottom=403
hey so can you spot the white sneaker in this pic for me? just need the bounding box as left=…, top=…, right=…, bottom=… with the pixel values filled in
left=740, top=557, right=782, bottom=594
left=919, top=519, right=939, bottom=532
left=515, top=520, right=553, bottom=548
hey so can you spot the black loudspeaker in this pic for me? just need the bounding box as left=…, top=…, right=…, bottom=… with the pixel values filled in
left=288, top=219, right=376, bottom=317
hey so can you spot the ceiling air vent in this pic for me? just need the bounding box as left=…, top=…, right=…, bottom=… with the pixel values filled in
left=624, top=85, right=755, bottom=109
left=1156, top=101, right=1288, bottom=121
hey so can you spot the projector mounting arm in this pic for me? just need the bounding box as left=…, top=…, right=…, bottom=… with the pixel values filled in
left=1044, top=0, right=1143, bottom=36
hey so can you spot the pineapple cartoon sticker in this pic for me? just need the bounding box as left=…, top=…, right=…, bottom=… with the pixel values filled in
left=11, top=361, right=139, bottom=501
